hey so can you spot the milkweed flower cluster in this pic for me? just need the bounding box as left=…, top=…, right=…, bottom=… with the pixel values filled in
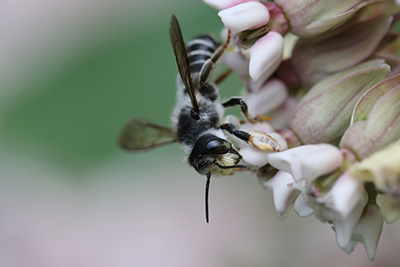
left=204, top=0, right=400, bottom=260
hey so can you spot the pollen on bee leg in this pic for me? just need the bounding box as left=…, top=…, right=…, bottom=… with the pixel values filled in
left=248, top=130, right=282, bottom=151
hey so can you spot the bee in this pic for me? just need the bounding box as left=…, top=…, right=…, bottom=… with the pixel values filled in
left=119, top=15, right=280, bottom=223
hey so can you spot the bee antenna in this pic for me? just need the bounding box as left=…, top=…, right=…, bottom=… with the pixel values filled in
left=205, top=173, right=211, bottom=223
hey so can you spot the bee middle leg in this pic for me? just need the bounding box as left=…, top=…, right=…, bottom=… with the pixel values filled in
left=221, top=97, right=259, bottom=123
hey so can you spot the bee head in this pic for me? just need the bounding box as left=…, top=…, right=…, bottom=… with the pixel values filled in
left=188, top=133, right=244, bottom=176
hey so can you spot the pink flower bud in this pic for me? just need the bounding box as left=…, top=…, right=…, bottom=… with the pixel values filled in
left=218, top=2, right=270, bottom=32
left=203, top=0, right=258, bottom=10
left=247, top=31, right=284, bottom=81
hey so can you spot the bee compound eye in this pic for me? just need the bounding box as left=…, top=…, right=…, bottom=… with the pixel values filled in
left=205, top=139, right=230, bottom=154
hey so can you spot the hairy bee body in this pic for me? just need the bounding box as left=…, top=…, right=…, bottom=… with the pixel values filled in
left=170, top=33, right=243, bottom=177
left=172, top=35, right=224, bottom=153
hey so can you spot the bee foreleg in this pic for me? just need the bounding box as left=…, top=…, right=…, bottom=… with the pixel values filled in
left=219, top=123, right=250, bottom=142
left=198, top=59, right=215, bottom=87
left=198, top=30, right=231, bottom=88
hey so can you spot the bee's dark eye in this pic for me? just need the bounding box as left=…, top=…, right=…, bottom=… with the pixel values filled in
left=205, top=139, right=230, bottom=154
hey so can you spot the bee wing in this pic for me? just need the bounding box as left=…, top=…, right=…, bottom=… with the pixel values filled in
left=169, top=14, right=199, bottom=112
left=119, top=118, right=177, bottom=151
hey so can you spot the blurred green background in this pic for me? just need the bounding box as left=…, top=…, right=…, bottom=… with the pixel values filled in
left=0, top=0, right=399, bottom=266
left=0, top=0, right=232, bottom=171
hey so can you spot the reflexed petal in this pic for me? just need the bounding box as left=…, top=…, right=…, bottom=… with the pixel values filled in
left=260, top=171, right=300, bottom=217
left=246, top=79, right=288, bottom=117
left=294, top=193, right=315, bottom=217
left=247, top=31, right=284, bottom=81
left=290, top=59, right=390, bottom=144
left=344, top=241, right=357, bottom=255
left=218, top=2, right=270, bottom=32
left=268, top=144, right=343, bottom=183
left=203, top=0, right=257, bottom=10
left=332, top=193, right=367, bottom=249
left=349, top=204, right=383, bottom=261
left=381, top=196, right=400, bottom=223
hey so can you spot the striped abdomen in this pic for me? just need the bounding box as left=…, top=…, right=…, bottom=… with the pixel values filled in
left=187, top=35, right=220, bottom=73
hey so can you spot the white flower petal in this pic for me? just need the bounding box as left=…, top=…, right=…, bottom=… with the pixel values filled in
left=261, top=171, right=299, bottom=217
left=294, top=193, right=315, bottom=217
left=381, top=195, right=400, bottom=223
left=248, top=31, right=284, bottom=81
left=218, top=2, right=270, bottom=32
left=333, top=191, right=368, bottom=249
left=203, top=0, right=257, bottom=10
left=350, top=204, right=383, bottom=261
left=268, top=144, right=343, bottom=183
left=344, top=240, right=357, bottom=255
left=246, top=79, right=288, bottom=117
